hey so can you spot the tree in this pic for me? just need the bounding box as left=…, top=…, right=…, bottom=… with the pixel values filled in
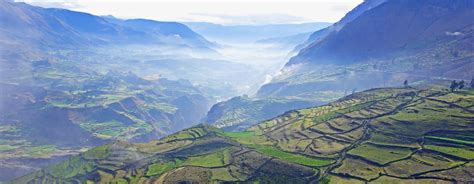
left=458, top=80, right=465, bottom=90
left=449, top=80, right=458, bottom=92
left=471, top=77, right=474, bottom=89
left=403, top=80, right=408, bottom=87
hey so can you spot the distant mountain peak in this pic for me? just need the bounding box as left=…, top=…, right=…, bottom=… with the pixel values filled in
left=0, top=1, right=214, bottom=49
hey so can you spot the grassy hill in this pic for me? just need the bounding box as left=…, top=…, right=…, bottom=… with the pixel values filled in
left=10, top=87, right=474, bottom=183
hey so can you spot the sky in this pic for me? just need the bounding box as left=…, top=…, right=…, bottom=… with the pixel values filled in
left=14, top=0, right=363, bottom=25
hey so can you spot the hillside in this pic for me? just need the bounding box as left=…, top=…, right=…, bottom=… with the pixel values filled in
left=205, top=96, right=319, bottom=131
left=288, top=0, right=473, bottom=66
left=1, top=2, right=281, bottom=180
left=0, top=1, right=213, bottom=51
left=209, top=0, right=474, bottom=131
left=0, top=70, right=211, bottom=180
left=11, top=87, right=474, bottom=183
left=294, top=0, right=386, bottom=52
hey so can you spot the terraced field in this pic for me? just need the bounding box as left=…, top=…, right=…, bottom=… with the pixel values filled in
left=10, top=87, right=474, bottom=183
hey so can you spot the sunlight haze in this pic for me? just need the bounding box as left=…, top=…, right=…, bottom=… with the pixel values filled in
left=15, top=0, right=362, bottom=24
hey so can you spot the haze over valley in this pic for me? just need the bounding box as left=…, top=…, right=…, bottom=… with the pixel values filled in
left=1, top=0, right=473, bottom=183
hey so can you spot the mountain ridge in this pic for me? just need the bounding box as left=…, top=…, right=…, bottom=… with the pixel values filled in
left=288, top=0, right=473, bottom=66
left=0, top=1, right=213, bottom=50
left=202, top=0, right=473, bottom=134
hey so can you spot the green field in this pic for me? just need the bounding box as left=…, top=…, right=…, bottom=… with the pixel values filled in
left=146, top=159, right=183, bottom=176
left=424, top=144, right=474, bottom=160
left=183, top=148, right=231, bottom=167
left=250, top=145, right=334, bottom=167
left=348, top=143, right=413, bottom=165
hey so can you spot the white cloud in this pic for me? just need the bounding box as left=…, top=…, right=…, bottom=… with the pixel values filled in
left=445, top=31, right=463, bottom=36
left=187, top=13, right=310, bottom=25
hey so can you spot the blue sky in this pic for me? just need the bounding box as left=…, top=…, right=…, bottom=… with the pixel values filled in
left=15, top=0, right=362, bottom=25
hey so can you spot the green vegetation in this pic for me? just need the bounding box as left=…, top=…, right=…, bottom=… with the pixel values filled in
left=47, top=156, right=95, bottom=178
left=333, top=158, right=384, bottom=180
left=425, top=136, right=474, bottom=146
left=24, top=145, right=58, bottom=158
left=250, top=145, right=334, bottom=167
left=83, top=144, right=109, bottom=159
left=222, top=131, right=255, bottom=139
left=221, top=131, right=272, bottom=145
left=146, top=159, right=183, bottom=176
left=348, top=143, right=413, bottom=165
left=305, top=101, right=375, bottom=125
left=142, top=102, right=177, bottom=114
left=183, top=148, right=231, bottom=167
left=11, top=88, right=474, bottom=183
left=0, top=144, right=18, bottom=152
left=80, top=121, right=128, bottom=138
left=424, top=145, right=474, bottom=160
left=161, top=127, right=208, bottom=142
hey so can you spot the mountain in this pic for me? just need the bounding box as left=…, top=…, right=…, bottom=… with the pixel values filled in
left=184, top=22, right=331, bottom=43
left=265, top=0, right=474, bottom=100
left=104, top=17, right=214, bottom=48
left=208, top=0, right=474, bottom=131
left=11, top=87, right=474, bottom=183
left=0, top=1, right=213, bottom=50
left=294, top=0, right=387, bottom=52
left=0, top=2, right=264, bottom=181
left=289, top=0, right=473, bottom=66
left=255, top=32, right=312, bottom=48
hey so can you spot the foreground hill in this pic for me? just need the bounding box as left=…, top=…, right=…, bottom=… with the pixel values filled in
left=12, top=87, right=474, bottom=183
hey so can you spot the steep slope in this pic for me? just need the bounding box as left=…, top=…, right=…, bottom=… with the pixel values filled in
left=263, top=0, right=474, bottom=96
left=0, top=1, right=212, bottom=50
left=203, top=0, right=474, bottom=132
left=205, top=96, right=318, bottom=131
left=103, top=17, right=214, bottom=49
left=11, top=87, right=474, bottom=183
left=0, top=1, right=86, bottom=53
left=289, top=0, right=474, bottom=66
left=212, top=0, right=474, bottom=132
left=256, top=32, right=313, bottom=48
left=294, top=0, right=386, bottom=52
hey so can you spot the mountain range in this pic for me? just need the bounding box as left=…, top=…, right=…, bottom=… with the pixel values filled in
left=1, top=0, right=473, bottom=182
left=0, top=2, right=213, bottom=51
left=184, top=22, right=331, bottom=43
left=205, top=0, right=474, bottom=131
left=0, top=1, right=221, bottom=180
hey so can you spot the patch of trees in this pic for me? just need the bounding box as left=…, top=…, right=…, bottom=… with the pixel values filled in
left=471, top=77, right=474, bottom=89
left=450, top=80, right=465, bottom=92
